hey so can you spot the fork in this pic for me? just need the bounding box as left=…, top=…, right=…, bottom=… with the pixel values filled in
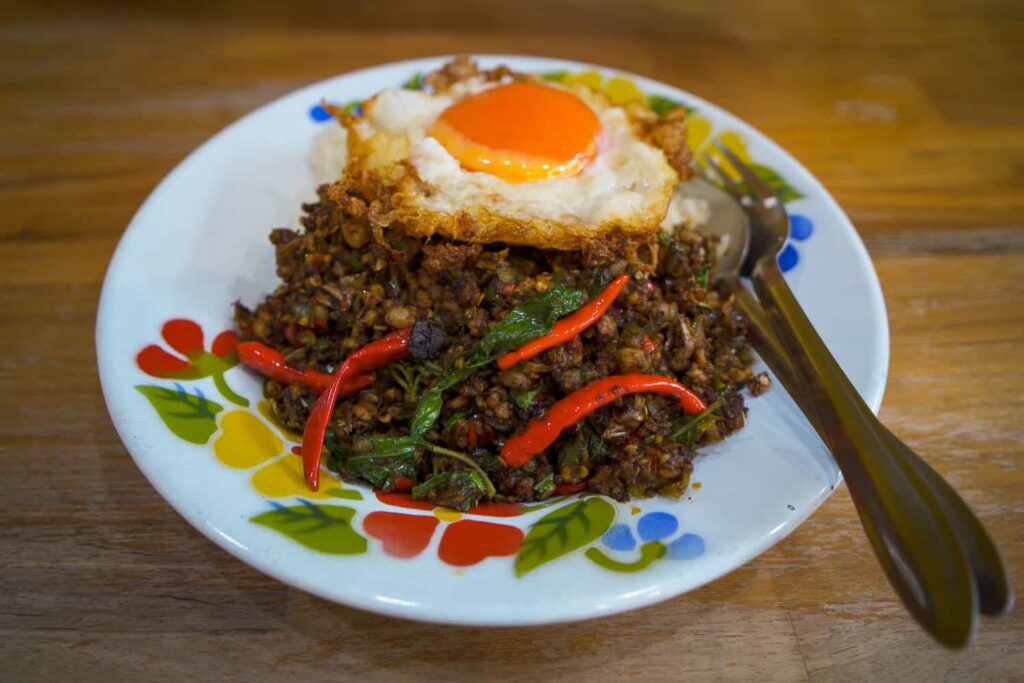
left=699, top=140, right=1012, bottom=647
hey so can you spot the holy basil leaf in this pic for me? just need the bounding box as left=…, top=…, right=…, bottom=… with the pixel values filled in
left=510, top=386, right=541, bottom=410
left=335, top=435, right=419, bottom=489
left=344, top=452, right=417, bottom=490
left=411, top=388, right=444, bottom=438
left=324, top=438, right=355, bottom=473
left=400, top=286, right=584, bottom=442
left=695, top=262, right=712, bottom=289
left=467, top=284, right=583, bottom=367
left=534, top=473, right=555, bottom=497
left=367, top=435, right=419, bottom=457
left=443, top=411, right=466, bottom=432
left=670, top=396, right=724, bottom=444
left=410, top=366, right=471, bottom=437
left=557, top=429, right=589, bottom=470
left=411, top=470, right=486, bottom=511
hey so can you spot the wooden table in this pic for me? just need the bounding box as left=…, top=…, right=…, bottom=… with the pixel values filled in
left=2, top=1, right=1021, bottom=680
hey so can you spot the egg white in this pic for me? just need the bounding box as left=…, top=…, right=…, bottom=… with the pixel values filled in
left=340, top=76, right=680, bottom=250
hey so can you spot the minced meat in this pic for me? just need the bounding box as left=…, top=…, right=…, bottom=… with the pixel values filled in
left=234, top=184, right=767, bottom=509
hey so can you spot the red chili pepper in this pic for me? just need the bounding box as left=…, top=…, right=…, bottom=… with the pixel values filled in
left=237, top=341, right=373, bottom=395
left=501, top=374, right=707, bottom=468
left=554, top=481, right=589, bottom=495
left=338, top=328, right=412, bottom=377
left=302, top=367, right=347, bottom=492
left=468, top=420, right=478, bottom=450
left=302, top=329, right=413, bottom=490
left=283, top=323, right=301, bottom=348
left=477, top=424, right=495, bottom=448
left=343, top=373, right=377, bottom=395
left=496, top=275, right=629, bottom=371
left=642, top=335, right=657, bottom=354
left=392, top=476, right=416, bottom=493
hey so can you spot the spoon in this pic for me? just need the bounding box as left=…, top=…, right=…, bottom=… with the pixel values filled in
left=677, top=174, right=1012, bottom=645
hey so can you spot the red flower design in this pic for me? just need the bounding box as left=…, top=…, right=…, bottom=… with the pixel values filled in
left=137, top=318, right=248, bottom=406
left=363, top=512, right=439, bottom=558
left=364, top=492, right=524, bottom=567
left=437, top=519, right=524, bottom=567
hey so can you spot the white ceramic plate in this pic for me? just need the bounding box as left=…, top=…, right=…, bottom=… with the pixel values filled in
left=97, top=55, right=888, bottom=625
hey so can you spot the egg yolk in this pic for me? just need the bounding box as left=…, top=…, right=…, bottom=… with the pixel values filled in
left=429, top=82, right=601, bottom=183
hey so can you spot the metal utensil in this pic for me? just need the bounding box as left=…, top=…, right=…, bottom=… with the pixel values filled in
left=685, top=175, right=1012, bottom=617
left=683, top=152, right=1011, bottom=647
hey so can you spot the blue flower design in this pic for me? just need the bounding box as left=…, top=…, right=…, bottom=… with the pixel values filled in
left=638, top=511, right=678, bottom=542
left=308, top=104, right=333, bottom=122
left=600, top=511, right=705, bottom=562
left=308, top=101, right=363, bottom=123
left=602, top=524, right=637, bottom=551
left=778, top=214, right=814, bottom=273
left=665, top=533, right=705, bottom=559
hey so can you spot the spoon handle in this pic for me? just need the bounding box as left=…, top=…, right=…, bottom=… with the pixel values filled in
left=876, top=424, right=1013, bottom=617
left=739, top=261, right=978, bottom=647
left=728, top=282, right=1012, bottom=619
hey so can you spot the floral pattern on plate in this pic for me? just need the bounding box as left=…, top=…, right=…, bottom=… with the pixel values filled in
left=132, top=317, right=661, bottom=576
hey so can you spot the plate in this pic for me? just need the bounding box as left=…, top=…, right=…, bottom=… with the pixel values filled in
left=96, top=55, right=888, bottom=625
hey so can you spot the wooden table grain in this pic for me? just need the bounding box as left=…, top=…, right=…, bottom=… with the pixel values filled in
left=1, top=1, right=1022, bottom=680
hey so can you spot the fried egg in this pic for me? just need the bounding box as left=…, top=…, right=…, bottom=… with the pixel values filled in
left=335, top=62, right=688, bottom=250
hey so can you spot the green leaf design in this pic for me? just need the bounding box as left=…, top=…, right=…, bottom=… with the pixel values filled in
left=541, top=70, right=568, bottom=82
left=748, top=163, right=805, bottom=203
left=154, top=366, right=205, bottom=381
left=135, top=384, right=223, bottom=444
left=647, top=94, right=695, bottom=118
left=585, top=541, right=666, bottom=573
left=190, top=349, right=238, bottom=374
left=515, top=497, right=615, bottom=577
left=324, top=487, right=364, bottom=501
left=251, top=500, right=367, bottom=554
left=402, top=72, right=425, bottom=90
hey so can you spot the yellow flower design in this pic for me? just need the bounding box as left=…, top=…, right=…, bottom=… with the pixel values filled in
left=212, top=408, right=348, bottom=500
left=604, top=76, right=646, bottom=106
left=686, top=115, right=713, bottom=154
left=214, top=412, right=282, bottom=468
left=560, top=70, right=604, bottom=91
left=559, top=71, right=645, bottom=106
left=693, top=128, right=752, bottom=182
left=553, top=70, right=752, bottom=182
left=252, top=454, right=341, bottom=498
